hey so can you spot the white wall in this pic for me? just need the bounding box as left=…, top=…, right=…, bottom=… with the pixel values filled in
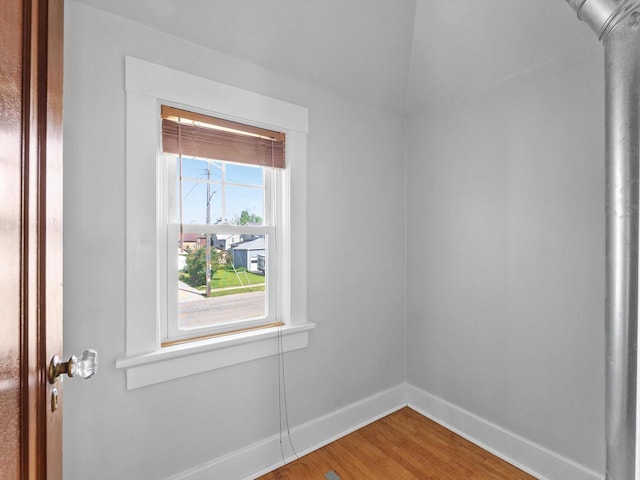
left=64, top=0, right=609, bottom=477
left=62, top=2, right=406, bottom=479
left=406, top=49, right=606, bottom=472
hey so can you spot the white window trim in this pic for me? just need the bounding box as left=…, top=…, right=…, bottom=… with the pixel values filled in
left=116, top=56, right=313, bottom=390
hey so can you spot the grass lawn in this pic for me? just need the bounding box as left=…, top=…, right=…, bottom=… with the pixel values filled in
left=180, top=268, right=265, bottom=294
left=211, top=268, right=265, bottom=289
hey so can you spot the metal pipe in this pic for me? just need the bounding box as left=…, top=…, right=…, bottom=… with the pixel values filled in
left=568, top=0, right=640, bottom=38
left=604, top=16, right=640, bottom=480
left=566, top=1, right=640, bottom=479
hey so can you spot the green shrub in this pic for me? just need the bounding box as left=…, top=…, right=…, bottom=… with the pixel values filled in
left=183, top=247, right=218, bottom=288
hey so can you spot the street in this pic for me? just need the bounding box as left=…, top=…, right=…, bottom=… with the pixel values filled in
left=179, top=291, right=265, bottom=328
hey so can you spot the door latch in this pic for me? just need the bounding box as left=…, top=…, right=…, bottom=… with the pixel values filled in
left=48, top=349, right=98, bottom=384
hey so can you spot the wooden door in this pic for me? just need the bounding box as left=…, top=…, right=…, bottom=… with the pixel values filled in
left=0, top=0, right=64, bottom=478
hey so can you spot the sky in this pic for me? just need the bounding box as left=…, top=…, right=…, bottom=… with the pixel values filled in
left=175, top=156, right=264, bottom=225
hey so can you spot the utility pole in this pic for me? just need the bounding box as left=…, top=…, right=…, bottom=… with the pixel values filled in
left=205, top=163, right=212, bottom=297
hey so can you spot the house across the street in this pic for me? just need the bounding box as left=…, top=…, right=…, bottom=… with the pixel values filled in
left=231, top=237, right=265, bottom=273
left=213, top=233, right=241, bottom=251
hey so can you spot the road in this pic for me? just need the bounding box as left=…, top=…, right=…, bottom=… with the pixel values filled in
left=179, top=291, right=265, bottom=328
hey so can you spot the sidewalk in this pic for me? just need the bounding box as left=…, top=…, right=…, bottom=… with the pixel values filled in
left=178, top=280, right=265, bottom=302
left=178, top=281, right=204, bottom=302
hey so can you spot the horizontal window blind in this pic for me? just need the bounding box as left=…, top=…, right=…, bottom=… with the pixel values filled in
left=161, top=105, right=285, bottom=168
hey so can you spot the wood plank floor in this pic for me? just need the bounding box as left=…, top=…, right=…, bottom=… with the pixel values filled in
left=257, top=407, right=536, bottom=480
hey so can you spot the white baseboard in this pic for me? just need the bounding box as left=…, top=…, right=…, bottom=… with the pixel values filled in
left=167, top=384, right=406, bottom=480
left=168, top=383, right=603, bottom=480
left=406, top=384, right=603, bottom=480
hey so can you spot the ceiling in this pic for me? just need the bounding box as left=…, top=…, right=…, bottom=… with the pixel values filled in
left=73, top=0, right=601, bottom=115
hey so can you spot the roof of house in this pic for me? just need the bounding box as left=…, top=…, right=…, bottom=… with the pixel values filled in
left=214, top=234, right=237, bottom=241
left=180, top=233, right=205, bottom=242
left=232, top=238, right=265, bottom=251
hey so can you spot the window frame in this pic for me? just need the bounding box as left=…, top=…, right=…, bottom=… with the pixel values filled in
left=161, top=150, right=280, bottom=342
left=116, top=57, right=313, bottom=390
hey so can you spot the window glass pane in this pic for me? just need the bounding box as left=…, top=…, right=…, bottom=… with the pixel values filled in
left=177, top=181, right=223, bottom=225
left=227, top=185, right=264, bottom=225
left=173, top=157, right=264, bottom=225
left=179, top=157, right=222, bottom=182
left=178, top=235, right=267, bottom=330
left=225, top=162, right=263, bottom=187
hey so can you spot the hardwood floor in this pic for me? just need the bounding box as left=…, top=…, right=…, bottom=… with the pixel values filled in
left=257, top=407, right=536, bottom=480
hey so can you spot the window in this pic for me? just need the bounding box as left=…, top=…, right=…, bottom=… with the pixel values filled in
left=159, top=106, right=286, bottom=342
left=116, top=57, right=313, bottom=389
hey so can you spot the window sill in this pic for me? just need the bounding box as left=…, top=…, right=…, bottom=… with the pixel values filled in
left=115, top=322, right=315, bottom=390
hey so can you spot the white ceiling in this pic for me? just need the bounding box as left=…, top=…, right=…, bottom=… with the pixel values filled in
left=405, top=0, right=600, bottom=114
left=73, top=0, right=601, bottom=115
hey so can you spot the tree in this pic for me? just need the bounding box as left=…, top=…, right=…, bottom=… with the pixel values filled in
left=237, top=209, right=263, bottom=225
left=184, top=246, right=219, bottom=288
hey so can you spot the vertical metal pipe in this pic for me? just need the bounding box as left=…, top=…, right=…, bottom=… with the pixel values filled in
left=604, top=13, right=640, bottom=479
left=565, top=1, right=640, bottom=479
